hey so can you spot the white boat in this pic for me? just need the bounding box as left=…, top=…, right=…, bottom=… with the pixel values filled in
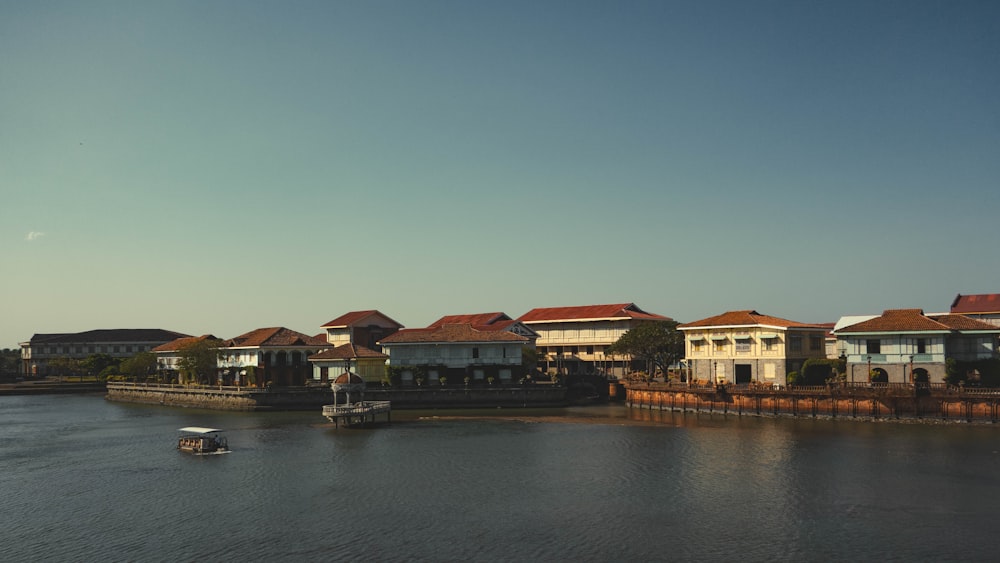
left=177, top=427, right=229, bottom=455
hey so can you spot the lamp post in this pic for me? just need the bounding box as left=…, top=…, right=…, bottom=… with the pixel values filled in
left=909, top=355, right=914, bottom=384
left=867, top=355, right=872, bottom=384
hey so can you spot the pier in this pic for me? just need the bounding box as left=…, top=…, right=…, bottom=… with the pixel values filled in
left=322, top=401, right=392, bottom=428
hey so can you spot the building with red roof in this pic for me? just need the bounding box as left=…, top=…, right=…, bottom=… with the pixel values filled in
left=834, top=309, right=1000, bottom=384
left=378, top=323, right=531, bottom=386
left=678, top=310, right=828, bottom=386
left=319, top=310, right=403, bottom=351
left=516, top=303, right=673, bottom=378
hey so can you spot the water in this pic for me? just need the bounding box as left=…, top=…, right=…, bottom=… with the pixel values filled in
left=2, top=395, right=999, bottom=562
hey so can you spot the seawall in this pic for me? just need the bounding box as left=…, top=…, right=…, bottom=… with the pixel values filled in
left=624, top=382, right=1000, bottom=423
left=106, top=383, right=568, bottom=411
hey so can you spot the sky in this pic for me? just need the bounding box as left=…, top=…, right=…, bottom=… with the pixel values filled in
left=2, top=0, right=999, bottom=348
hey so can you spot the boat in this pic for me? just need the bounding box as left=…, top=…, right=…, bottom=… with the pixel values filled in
left=177, top=427, right=229, bottom=455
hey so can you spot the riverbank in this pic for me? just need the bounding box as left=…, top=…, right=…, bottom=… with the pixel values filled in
left=0, top=379, right=105, bottom=395
left=625, top=381, right=1000, bottom=425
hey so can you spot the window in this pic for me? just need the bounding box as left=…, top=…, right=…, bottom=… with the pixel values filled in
left=809, top=336, right=821, bottom=351
left=735, top=338, right=751, bottom=353
left=570, top=346, right=579, bottom=355
left=789, top=336, right=802, bottom=353
left=714, top=339, right=726, bottom=352
left=867, top=339, right=881, bottom=354
left=916, top=339, right=927, bottom=354
left=586, top=346, right=594, bottom=355
left=472, top=347, right=479, bottom=359
left=692, top=340, right=704, bottom=353
left=763, top=338, right=776, bottom=351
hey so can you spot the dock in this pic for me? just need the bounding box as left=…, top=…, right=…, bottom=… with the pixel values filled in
left=322, top=400, right=392, bottom=428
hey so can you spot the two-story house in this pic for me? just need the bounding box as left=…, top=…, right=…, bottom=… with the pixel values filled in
left=679, top=310, right=828, bottom=386
left=218, top=327, right=327, bottom=387
left=319, top=310, right=403, bottom=351
left=834, top=309, right=1000, bottom=384
left=517, top=303, right=674, bottom=378
left=378, top=323, right=530, bottom=385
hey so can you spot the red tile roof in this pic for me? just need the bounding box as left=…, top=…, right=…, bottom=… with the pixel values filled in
left=950, top=293, right=1000, bottom=315
left=927, top=314, right=1000, bottom=331
left=308, top=343, right=387, bottom=361
left=379, top=324, right=530, bottom=344
left=836, top=309, right=949, bottom=333
left=518, top=303, right=672, bottom=323
left=320, top=310, right=404, bottom=329
left=679, top=310, right=824, bottom=329
left=225, top=327, right=327, bottom=348
left=427, top=312, right=511, bottom=328
left=152, top=334, right=221, bottom=353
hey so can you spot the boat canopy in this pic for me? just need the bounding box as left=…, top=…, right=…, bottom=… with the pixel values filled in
left=178, top=427, right=224, bottom=434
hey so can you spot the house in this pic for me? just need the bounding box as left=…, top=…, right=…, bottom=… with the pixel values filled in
left=319, top=310, right=403, bottom=351
left=378, top=323, right=530, bottom=386
left=950, top=293, right=1000, bottom=328
left=516, top=303, right=674, bottom=378
left=678, top=310, right=828, bottom=386
left=427, top=312, right=539, bottom=340
left=20, top=328, right=190, bottom=377
left=152, top=334, right=222, bottom=381
left=834, top=309, right=1000, bottom=384
left=308, top=343, right=388, bottom=385
left=218, top=327, right=327, bottom=387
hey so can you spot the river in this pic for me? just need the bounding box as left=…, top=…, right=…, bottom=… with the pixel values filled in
left=1, top=395, right=998, bottom=561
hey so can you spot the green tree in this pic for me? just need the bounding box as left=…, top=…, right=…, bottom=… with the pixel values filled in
left=49, top=356, right=84, bottom=379
left=81, top=354, right=119, bottom=378
left=606, top=321, right=685, bottom=377
left=521, top=346, right=540, bottom=375
left=121, top=351, right=158, bottom=381
left=177, top=339, right=222, bottom=385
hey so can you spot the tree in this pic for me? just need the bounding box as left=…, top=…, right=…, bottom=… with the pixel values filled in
left=177, top=339, right=222, bottom=385
left=121, top=352, right=158, bottom=381
left=606, top=321, right=685, bottom=377
left=81, top=354, right=119, bottom=378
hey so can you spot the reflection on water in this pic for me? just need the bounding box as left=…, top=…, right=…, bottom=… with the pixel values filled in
left=2, top=396, right=999, bottom=562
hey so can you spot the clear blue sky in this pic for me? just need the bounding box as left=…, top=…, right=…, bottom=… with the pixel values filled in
left=3, top=0, right=998, bottom=348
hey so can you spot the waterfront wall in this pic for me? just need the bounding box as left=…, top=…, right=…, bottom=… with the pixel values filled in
left=624, top=382, right=1000, bottom=423
left=106, top=383, right=567, bottom=411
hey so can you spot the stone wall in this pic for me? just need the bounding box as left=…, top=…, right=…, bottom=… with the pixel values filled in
left=624, top=383, right=1000, bottom=423
left=106, top=383, right=567, bottom=411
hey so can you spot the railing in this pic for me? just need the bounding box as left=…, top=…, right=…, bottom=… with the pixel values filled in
left=322, top=401, right=391, bottom=417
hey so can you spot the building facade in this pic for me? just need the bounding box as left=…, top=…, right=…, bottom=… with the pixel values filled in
left=517, top=303, right=674, bottom=378
left=679, top=310, right=828, bottom=386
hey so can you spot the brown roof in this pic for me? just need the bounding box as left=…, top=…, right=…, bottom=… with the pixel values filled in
left=30, top=328, right=190, bottom=344
left=518, top=303, right=672, bottom=323
left=836, top=309, right=949, bottom=333
left=225, top=327, right=327, bottom=348
left=427, top=312, right=511, bottom=328
left=320, top=310, right=403, bottom=329
left=308, top=343, right=388, bottom=361
left=152, top=334, right=221, bottom=353
left=679, top=310, right=824, bottom=330
left=927, top=314, right=1000, bottom=331
left=950, top=294, right=1000, bottom=315
left=333, top=372, right=365, bottom=385
left=379, top=324, right=530, bottom=344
